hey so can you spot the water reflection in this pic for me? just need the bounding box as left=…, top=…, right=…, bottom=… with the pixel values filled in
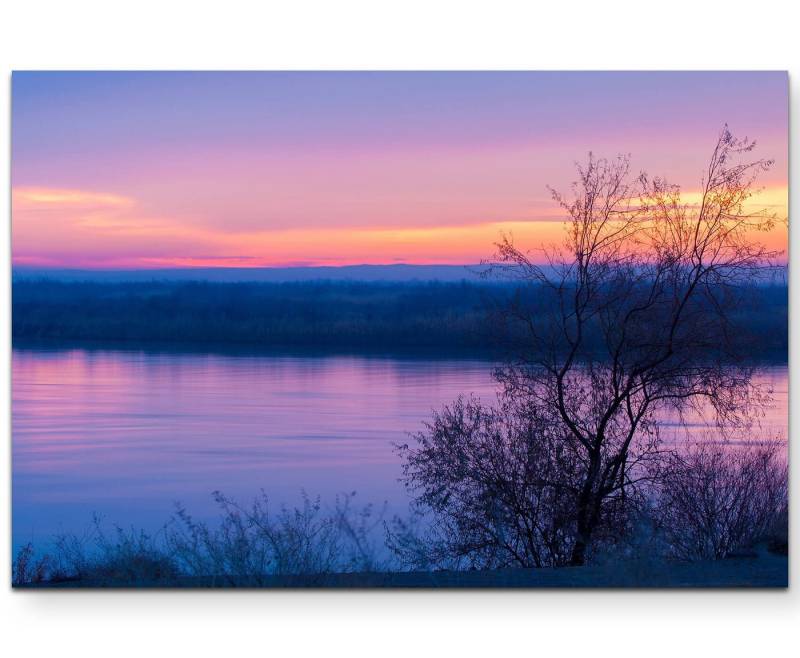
left=12, top=347, right=787, bottom=549
left=12, top=348, right=500, bottom=548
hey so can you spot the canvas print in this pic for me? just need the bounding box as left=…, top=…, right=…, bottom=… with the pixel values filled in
left=11, top=71, right=788, bottom=588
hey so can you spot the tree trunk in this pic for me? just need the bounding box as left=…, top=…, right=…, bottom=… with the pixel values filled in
left=570, top=497, right=593, bottom=566
left=570, top=453, right=600, bottom=566
left=569, top=537, right=588, bottom=566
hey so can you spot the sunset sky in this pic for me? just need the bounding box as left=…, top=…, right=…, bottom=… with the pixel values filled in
left=12, top=71, right=788, bottom=269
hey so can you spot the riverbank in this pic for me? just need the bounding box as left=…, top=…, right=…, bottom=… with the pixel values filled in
left=19, top=553, right=788, bottom=589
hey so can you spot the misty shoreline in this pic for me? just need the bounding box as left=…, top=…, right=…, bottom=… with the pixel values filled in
left=12, top=279, right=789, bottom=360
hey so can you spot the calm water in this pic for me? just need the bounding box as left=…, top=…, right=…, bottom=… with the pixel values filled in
left=12, top=348, right=501, bottom=549
left=12, top=347, right=788, bottom=550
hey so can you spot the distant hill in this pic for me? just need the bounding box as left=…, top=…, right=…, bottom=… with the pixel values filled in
left=12, top=264, right=489, bottom=283
left=13, top=262, right=787, bottom=286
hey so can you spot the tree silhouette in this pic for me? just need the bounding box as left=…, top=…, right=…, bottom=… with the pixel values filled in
left=491, top=126, right=781, bottom=564
left=398, top=127, right=783, bottom=568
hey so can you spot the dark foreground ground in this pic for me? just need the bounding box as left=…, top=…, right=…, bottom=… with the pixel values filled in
left=18, top=553, right=788, bottom=589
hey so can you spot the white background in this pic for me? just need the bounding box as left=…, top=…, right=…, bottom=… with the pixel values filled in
left=1, top=1, right=798, bottom=656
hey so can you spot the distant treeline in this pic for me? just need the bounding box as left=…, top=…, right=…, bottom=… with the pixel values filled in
left=12, top=279, right=788, bottom=358
left=12, top=280, right=501, bottom=352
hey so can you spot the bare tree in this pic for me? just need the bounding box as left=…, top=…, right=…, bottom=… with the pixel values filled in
left=487, top=126, right=781, bottom=565
left=393, top=395, right=583, bottom=569
left=392, top=385, right=657, bottom=570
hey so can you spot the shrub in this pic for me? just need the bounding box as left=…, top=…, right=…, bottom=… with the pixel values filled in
left=652, top=441, right=788, bottom=560
left=166, top=491, right=385, bottom=584
left=12, top=543, right=52, bottom=586
left=12, top=491, right=385, bottom=586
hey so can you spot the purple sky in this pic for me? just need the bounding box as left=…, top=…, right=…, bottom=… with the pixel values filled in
left=12, top=71, right=788, bottom=268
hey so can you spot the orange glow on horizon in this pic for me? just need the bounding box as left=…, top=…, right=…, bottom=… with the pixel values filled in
left=11, top=185, right=788, bottom=270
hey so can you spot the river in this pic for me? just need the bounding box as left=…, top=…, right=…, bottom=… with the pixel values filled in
left=12, top=346, right=788, bottom=550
